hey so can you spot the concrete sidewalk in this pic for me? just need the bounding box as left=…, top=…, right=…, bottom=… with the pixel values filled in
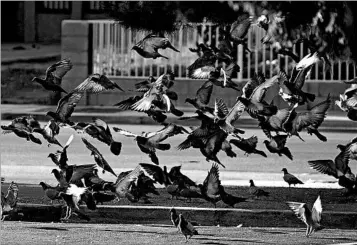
left=1, top=104, right=357, bottom=131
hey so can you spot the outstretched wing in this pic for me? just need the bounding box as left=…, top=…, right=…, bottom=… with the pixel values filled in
left=75, top=74, right=124, bottom=93
left=286, top=201, right=310, bottom=226
left=311, top=195, right=322, bottom=223
left=112, top=127, right=138, bottom=138
left=196, top=80, right=213, bottom=105
left=214, top=98, right=229, bottom=119
left=250, top=74, right=279, bottom=103
left=308, top=160, right=338, bottom=178
left=225, top=99, right=245, bottom=125
left=45, top=58, right=73, bottom=80
left=204, top=163, right=221, bottom=196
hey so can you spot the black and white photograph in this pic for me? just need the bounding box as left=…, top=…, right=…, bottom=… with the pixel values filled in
left=1, top=1, right=357, bottom=244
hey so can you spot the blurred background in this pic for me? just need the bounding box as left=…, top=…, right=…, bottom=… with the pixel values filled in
left=1, top=1, right=356, bottom=110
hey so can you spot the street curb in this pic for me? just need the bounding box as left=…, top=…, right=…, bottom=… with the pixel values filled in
left=8, top=203, right=357, bottom=229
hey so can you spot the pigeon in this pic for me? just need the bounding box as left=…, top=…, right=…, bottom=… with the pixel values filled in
left=308, top=147, right=356, bottom=191
left=32, top=58, right=72, bottom=94
left=249, top=180, right=269, bottom=198
left=229, top=136, right=267, bottom=157
left=58, top=183, right=95, bottom=221
left=132, top=34, right=179, bottom=59
left=335, top=86, right=357, bottom=121
left=84, top=169, right=114, bottom=192
left=1, top=182, right=19, bottom=221
left=257, top=103, right=295, bottom=139
left=187, top=46, right=221, bottom=80
left=81, top=138, right=117, bottom=177
left=238, top=74, right=280, bottom=117
left=198, top=163, right=221, bottom=208
left=1, top=116, right=42, bottom=145
left=178, top=214, right=199, bottom=242
left=75, top=73, right=124, bottom=93
left=48, top=134, right=74, bottom=170
left=93, top=192, right=116, bottom=205
left=113, top=123, right=186, bottom=165
left=33, top=120, right=62, bottom=147
left=286, top=195, right=324, bottom=237
left=337, top=136, right=357, bottom=161
left=170, top=208, right=179, bottom=228
left=130, top=73, right=177, bottom=113
left=213, top=98, right=246, bottom=135
left=227, top=13, right=253, bottom=44
left=282, top=168, right=304, bottom=188
left=283, top=94, right=331, bottom=142
left=218, top=185, right=247, bottom=208
left=46, top=74, right=122, bottom=124
left=263, top=135, right=293, bottom=160
left=209, top=62, right=240, bottom=91
left=106, top=164, right=156, bottom=202
left=82, top=117, right=122, bottom=156
left=169, top=165, right=197, bottom=187
left=185, top=80, right=214, bottom=114
left=39, top=182, right=62, bottom=204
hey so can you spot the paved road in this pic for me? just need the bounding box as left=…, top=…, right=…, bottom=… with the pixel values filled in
left=1, top=221, right=357, bottom=245
left=1, top=122, right=356, bottom=188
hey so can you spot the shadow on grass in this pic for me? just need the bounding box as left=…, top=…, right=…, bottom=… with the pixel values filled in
left=102, top=229, right=169, bottom=236
left=31, top=227, right=68, bottom=231
left=251, top=228, right=289, bottom=235
left=195, top=237, right=267, bottom=244
left=318, top=237, right=357, bottom=242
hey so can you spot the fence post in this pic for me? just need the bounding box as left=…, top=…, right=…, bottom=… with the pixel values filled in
left=61, top=20, right=90, bottom=105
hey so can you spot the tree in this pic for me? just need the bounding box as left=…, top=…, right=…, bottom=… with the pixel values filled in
left=104, top=1, right=357, bottom=65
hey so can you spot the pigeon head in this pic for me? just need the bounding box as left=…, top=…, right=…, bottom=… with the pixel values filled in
left=336, top=144, right=344, bottom=151
left=263, top=140, right=269, bottom=145
left=39, top=182, right=47, bottom=190
left=281, top=168, right=288, bottom=173
left=185, top=98, right=194, bottom=104
left=249, top=179, right=255, bottom=186
left=169, top=207, right=176, bottom=214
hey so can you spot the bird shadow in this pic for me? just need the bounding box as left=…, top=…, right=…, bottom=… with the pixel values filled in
left=251, top=229, right=289, bottom=235
left=102, top=229, right=168, bottom=236
left=201, top=242, right=229, bottom=245
left=195, top=237, right=267, bottom=244
left=318, top=237, right=357, bottom=242
left=31, top=227, right=68, bottom=231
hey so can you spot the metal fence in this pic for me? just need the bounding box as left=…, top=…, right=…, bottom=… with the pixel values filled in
left=91, top=20, right=356, bottom=82
left=37, top=1, right=71, bottom=13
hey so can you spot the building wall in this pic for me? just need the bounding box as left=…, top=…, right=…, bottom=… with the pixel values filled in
left=37, top=13, right=70, bottom=42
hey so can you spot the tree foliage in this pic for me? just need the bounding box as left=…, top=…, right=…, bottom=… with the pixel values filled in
left=104, top=1, right=357, bottom=64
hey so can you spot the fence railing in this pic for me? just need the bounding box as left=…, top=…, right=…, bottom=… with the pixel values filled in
left=91, top=20, right=356, bottom=82
left=36, top=1, right=71, bottom=13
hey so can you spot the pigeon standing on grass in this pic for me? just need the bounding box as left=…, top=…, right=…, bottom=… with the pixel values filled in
left=249, top=180, right=269, bottom=198
left=282, top=168, right=304, bottom=188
